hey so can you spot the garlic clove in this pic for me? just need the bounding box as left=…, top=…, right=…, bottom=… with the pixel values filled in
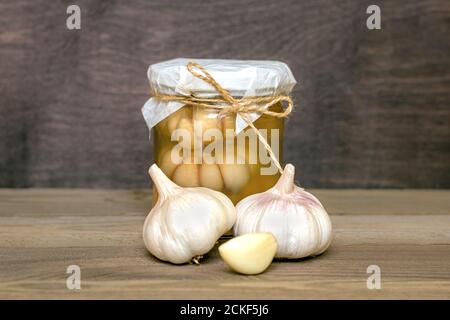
left=172, top=163, right=200, bottom=187
left=157, top=146, right=179, bottom=178
left=194, top=106, right=222, bottom=144
left=167, top=106, right=193, bottom=133
left=219, top=161, right=250, bottom=193
left=165, top=107, right=197, bottom=150
left=219, top=232, right=277, bottom=275
left=166, top=110, right=182, bottom=134
left=177, top=118, right=196, bottom=149
left=199, top=164, right=224, bottom=191
left=221, top=114, right=236, bottom=144
left=234, top=164, right=333, bottom=259
left=177, top=116, right=194, bottom=131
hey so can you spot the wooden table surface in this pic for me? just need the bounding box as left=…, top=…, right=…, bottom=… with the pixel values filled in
left=0, top=189, right=449, bottom=300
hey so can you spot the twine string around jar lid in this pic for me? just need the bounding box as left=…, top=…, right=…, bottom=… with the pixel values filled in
left=153, top=61, right=294, bottom=174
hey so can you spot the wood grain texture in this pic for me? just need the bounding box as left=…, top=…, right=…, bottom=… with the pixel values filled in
left=0, top=0, right=449, bottom=188
left=1, top=188, right=449, bottom=216
left=0, top=189, right=449, bottom=299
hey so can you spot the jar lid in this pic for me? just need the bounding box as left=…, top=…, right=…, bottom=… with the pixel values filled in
left=148, top=58, right=297, bottom=98
left=142, top=58, right=297, bottom=135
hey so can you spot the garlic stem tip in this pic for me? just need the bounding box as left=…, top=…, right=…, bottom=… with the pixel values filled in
left=284, top=163, right=295, bottom=174
left=273, top=163, right=296, bottom=194
left=148, top=163, right=159, bottom=176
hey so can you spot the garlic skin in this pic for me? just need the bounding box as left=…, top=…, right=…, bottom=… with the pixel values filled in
left=143, top=164, right=236, bottom=264
left=233, top=164, right=332, bottom=259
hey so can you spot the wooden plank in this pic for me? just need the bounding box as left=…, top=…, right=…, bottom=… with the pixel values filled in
left=0, top=189, right=448, bottom=216
left=0, top=189, right=449, bottom=299
left=0, top=0, right=449, bottom=189
left=0, top=216, right=448, bottom=299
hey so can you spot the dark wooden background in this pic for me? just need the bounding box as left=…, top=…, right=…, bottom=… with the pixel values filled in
left=0, top=0, right=449, bottom=188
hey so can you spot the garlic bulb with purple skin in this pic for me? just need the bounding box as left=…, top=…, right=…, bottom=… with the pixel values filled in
left=233, top=164, right=332, bottom=259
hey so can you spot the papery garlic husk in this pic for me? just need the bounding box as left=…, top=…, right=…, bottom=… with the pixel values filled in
left=233, top=164, right=332, bottom=259
left=143, top=164, right=236, bottom=264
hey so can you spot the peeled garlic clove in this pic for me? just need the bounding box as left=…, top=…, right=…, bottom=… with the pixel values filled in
left=178, top=116, right=194, bottom=132
left=144, top=164, right=236, bottom=264
left=221, top=114, right=236, bottom=144
left=194, top=106, right=222, bottom=144
left=157, top=146, right=179, bottom=178
left=199, top=164, right=224, bottom=191
left=219, top=161, right=250, bottom=193
left=165, top=107, right=197, bottom=150
left=167, top=107, right=193, bottom=133
left=219, top=233, right=277, bottom=275
left=172, top=163, right=200, bottom=187
left=234, top=164, right=333, bottom=259
left=177, top=118, right=196, bottom=149
left=166, top=111, right=182, bottom=135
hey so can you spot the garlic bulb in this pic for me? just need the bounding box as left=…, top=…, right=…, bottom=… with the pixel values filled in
left=143, top=164, right=236, bottom=264
left=233, top=164, right=332, bottom=259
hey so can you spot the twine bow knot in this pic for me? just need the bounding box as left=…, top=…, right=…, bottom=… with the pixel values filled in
left=153, top=61, right=295, bottom=174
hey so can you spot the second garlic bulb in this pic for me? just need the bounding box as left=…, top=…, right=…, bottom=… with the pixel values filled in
left=233, top=164, right=332, bottom=259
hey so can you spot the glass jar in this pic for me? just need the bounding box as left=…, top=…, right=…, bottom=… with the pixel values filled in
left=142, top=59, right=296, bottom=206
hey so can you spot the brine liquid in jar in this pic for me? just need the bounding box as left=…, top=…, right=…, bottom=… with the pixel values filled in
left=152, top=102, right=284, bottom=206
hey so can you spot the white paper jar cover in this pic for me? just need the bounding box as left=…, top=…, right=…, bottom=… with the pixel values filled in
left=141, top=58, right=297, bottom=134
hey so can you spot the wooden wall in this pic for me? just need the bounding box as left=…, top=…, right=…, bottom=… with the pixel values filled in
left=0, top=0, right=449, bottom=188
